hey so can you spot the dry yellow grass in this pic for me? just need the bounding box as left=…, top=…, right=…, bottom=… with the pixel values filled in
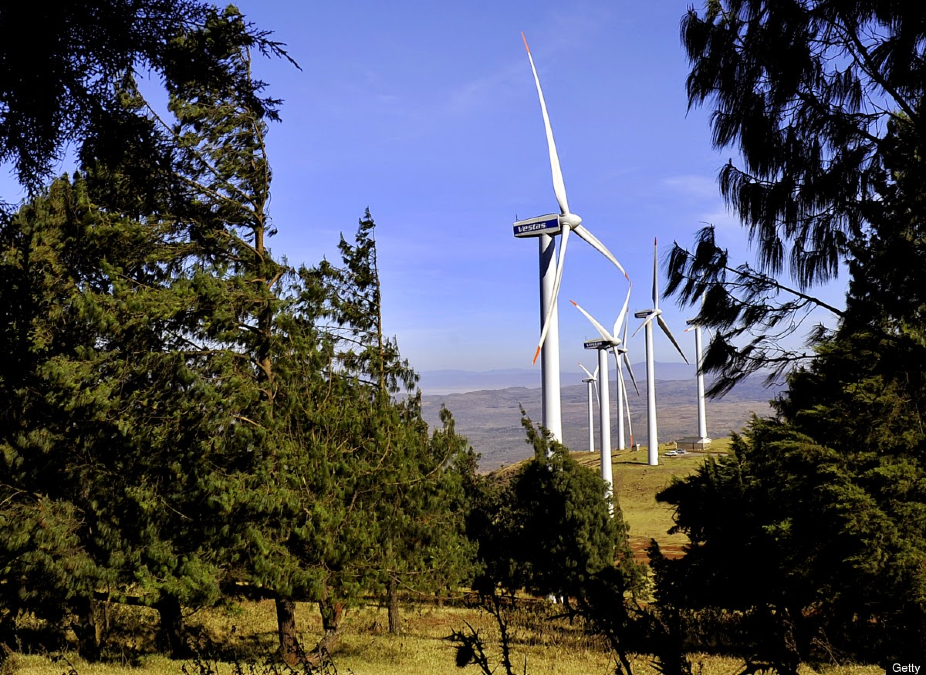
left=10, top=599, right=884, bottom=675
left=12, top=438, right=886, bottom=675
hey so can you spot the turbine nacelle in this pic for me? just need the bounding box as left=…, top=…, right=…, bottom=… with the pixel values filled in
left=584, top=338, right=618, bottom=350
left=513, top=213, right=561, bottom=238
left=511, top=212, right=582, bottom=239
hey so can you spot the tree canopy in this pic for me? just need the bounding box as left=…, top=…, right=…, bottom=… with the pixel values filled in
left=667, top=0, right=926, bottom=391
left=655, top=3, right=926, bottom=668
left=0, top=1, right=292, bottom=193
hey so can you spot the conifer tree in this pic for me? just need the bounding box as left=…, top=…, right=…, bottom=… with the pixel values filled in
left=666, top=1, right=926, bottom=391
left=0, top=7, right=299, bottom=659
left=653, top=4, right=926, bottom=667
left=283, top=211, right=474, bottom=649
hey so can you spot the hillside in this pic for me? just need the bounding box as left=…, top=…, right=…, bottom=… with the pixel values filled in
left=420, top=374, right=780, bottom=471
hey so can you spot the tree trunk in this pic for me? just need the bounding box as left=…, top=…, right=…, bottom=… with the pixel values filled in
left=274, top=596, right=302, bottom=667
left=304, top=595, right=344, bottom=667
left=71, top=597, right=103, bottom=662
left=387, top=575, right=401, bottom=634
left=155, top=595, right=189, bottom=658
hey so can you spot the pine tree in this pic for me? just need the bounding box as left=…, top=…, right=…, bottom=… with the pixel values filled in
left=280, top=211, right=474, bottom=652
left=655, top=5, right=926, bottom=665
left=0, top=1, right=292, bottom=192
left=0, top=169, right=241, bottom=657
left=0, top=7, right=299, bottom=659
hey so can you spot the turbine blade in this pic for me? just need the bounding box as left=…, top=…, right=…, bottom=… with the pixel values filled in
left=631, top=312, right=656, bottom=338
left=593, top=364, right=599, bottom=378
left=617, top=366, right=633, bottom=440
left=652, top=237, right=659, bottom=310
left=593, top=379, right=600, bottom=406
left=613, top=284, right=632, bottom=337
left=532, top=226, right=570, bottom=364
left=570, top=299, right=614, bottom=342
left=623, top=352, right=640, bottom=396
left=521, top=32, right=569, bottom=216
left=621, top=316, right=640, bottom=395
left=572, top=224, right=629, bottom=280
left=657, top=315, right=690, bottom=364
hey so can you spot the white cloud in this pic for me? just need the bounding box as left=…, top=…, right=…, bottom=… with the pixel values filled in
left=663, top=174, right=719, bottom=201
left=696, top=207, right=740, bottom=233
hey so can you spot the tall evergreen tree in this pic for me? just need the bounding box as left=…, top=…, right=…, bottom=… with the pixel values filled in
left=655, top=8, right=926, bottom=660
left=653, top=107, right=926, bottom=663
left=278, top=211, right=475, bottom=653
left=0, top=7, right=297, bottom=659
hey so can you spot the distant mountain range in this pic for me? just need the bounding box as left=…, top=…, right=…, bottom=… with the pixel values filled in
left=418, top=362, right=698, bottom=395
left=418, top=368, right=784, bottom=472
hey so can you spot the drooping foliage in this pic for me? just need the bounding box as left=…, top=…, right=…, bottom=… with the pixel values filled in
left=652, top=4, right=926, bottom=669
left=666, top=0, right=926, bottom=390
left=0, top=1, right=292, bottom=192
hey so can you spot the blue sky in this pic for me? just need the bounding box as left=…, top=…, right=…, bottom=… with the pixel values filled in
left=7, top=1, right=847, bottom=377
left=234, top=0, right=756, bottom=374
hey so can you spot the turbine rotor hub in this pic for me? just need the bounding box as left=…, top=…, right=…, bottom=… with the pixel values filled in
left=559, top=212, right=582, bottom=229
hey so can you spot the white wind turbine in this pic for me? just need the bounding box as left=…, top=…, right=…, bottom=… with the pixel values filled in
left=613, top=330, right=638, bottom=453
left=571, top=292, right=639, bottom=449
left=571, top=288, right=637, bottom=511
left=512, top=33, right=630, bottom=443
left=684, top=293, right=711, bottom=447
left=633, top=239, right=689, bottom=466
left=578, top=362, right=599, bottom=453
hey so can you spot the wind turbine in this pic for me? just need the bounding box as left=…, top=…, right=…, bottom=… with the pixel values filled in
left=512, top=33, right=630, bottom=443
left=572, top=289, right=638, bottom=449
left=578, top=362, right=599, bottom=453
left=684, top=293, right=712, bottom=448
left=613, top=328, right=638, bottom=453
left=633, top=239, right=689, bottom=466
left=572, top=287, right=635, bottom=512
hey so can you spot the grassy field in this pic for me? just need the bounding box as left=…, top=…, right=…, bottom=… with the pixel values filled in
left=573, top=439, right=732, bottom=559
left=10, top=438, right=883, bottom=675
left=9, top=599, right=881, bottom=675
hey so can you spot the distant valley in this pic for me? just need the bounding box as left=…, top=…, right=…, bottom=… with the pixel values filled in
left=418, top=365, right=784, bottom=472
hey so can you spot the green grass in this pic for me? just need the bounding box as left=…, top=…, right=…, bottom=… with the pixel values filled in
left=9, top=599, right=884, bottom=675
left=572, top=440, right=731, bottom=558
left=9, top=599, right=885, bottom=675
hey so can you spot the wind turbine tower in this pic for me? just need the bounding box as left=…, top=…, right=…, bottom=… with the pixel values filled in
left=681, top=294, right=712, bottom=449
left=572, top=289, right=635, bottom=513
left=585, top=340, right=613, bottom=512
left=579, top=362, right=599, bottom=453
left=694, top=320, right=708, bottom=441
left=633, top=240, right=689, bottom=466
left=513, top=33, right=630, bottom=443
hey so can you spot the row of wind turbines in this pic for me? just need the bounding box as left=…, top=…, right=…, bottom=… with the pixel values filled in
left=511, top=34, right=710, bottom=506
